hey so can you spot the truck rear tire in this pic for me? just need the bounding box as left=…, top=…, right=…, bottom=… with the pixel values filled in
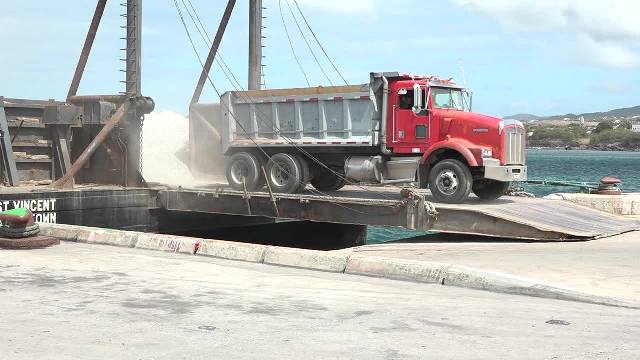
left=266, top=153, right=304, bottom=194
left=472, top=179, right=510, bottom=200
left=428, top=159, right=472, bottom=204
left=293, top=154, right=311, bottom=192
left=225, top=152, right=264, bottom=191
left=311, top=165, right=346, bottom=192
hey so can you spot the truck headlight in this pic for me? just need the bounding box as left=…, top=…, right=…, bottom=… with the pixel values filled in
left=481, top=149, right=492, bottom=158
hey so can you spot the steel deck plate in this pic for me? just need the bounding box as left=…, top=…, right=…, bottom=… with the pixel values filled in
left=162, top=184, right=639, bottom=241
left=435, top=198, right=639, bottom=239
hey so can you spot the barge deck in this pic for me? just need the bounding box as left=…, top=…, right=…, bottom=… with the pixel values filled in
left=1, top=184, right=637, bottom=243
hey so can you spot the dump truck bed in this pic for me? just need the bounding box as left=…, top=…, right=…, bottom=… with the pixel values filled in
left=220, top=83, right=383, bottom=152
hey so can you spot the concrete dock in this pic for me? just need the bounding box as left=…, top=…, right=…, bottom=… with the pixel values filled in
left=346, top=231, right=640, bottom=303
left=2, top=192, right=639, bottom=359
left=2, top=242, right=640, bottom=360
left=36, top=223, right=640, bottom=307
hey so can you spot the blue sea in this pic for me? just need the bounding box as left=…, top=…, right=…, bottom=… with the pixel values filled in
left=367, top=149, right=640, bottom=243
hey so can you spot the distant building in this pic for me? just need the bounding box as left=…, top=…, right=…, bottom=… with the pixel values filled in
left=632, top=122, right=640, bottom=133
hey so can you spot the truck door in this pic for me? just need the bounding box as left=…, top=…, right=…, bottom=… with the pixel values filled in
left=393, top=85, right=429, bottom=154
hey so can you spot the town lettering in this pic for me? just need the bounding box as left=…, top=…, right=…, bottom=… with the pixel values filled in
left=0, top=199, right=58, bottom=223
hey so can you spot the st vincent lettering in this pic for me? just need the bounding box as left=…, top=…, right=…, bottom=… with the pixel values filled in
left=0, top=198, right=58, bottom=224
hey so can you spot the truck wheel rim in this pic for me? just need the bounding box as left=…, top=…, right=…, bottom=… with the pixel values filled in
left=270, top=161, right=291, bottom=187
left=436, top=170, right=458, bottom=195
left=230, top=161, right=250, bottom=185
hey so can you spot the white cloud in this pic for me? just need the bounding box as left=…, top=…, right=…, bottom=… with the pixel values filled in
left=453, top=0, right=640, bottom=68
left=574, top=37, right=640, bottom=69
left=588, top=79, right=631, bottom=95
left=294, top=0, right=376, bottom=14
left=453, top=0, right=640, bottom=40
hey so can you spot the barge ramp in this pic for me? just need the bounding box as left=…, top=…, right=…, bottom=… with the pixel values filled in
left=160, top=185, right=640, bottom=241
left=1, top=184, right=637, bottom=242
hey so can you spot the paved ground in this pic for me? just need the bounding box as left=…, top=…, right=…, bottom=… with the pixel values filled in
left=1, top=243, right=639, bottom=359
left=348, top=231, right=640, bottom=302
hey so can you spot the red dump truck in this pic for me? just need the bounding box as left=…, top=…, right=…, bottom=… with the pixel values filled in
left=209, top=72, right=526, bottom=203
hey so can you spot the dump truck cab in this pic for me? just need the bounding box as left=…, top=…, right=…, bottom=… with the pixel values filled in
left=382, top=74, right=527, bottom=202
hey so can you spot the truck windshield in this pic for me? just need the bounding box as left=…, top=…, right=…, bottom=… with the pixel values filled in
left=431, top=87, right=464, bottom=111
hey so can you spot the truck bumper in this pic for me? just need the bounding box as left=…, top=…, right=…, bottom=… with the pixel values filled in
left=483, top=158, right=527, bottom=182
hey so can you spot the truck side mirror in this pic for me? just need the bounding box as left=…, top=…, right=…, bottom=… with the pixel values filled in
left=412, top=84, right=423, bottom=114
left=463, top=90, right=473, bottom=112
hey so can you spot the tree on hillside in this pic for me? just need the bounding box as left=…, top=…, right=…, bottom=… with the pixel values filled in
left=594, top=121, right=613, bottom=134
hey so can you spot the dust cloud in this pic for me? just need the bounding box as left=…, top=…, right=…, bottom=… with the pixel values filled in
left=142, top=111, right=226, bottom=187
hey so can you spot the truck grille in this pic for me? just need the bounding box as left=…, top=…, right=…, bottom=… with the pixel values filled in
left=504, top=126, right=526, bottom=165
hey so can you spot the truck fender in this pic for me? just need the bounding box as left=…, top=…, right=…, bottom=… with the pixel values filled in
left=420, top=139, right=479, bottom=167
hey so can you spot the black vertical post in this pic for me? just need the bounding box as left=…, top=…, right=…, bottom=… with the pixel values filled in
left=0, top=97, right=20, bottom=186
left=248, top=0, right=263, bottom=90
left=51, top=127, right=73, bottom=182
left=125, top=0, right=143, bottom=187
left=125, top=0, right=142, bottom=97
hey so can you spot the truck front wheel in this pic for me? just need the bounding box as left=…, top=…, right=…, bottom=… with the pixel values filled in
left=225, top=152, right=264, bottom=191
left=472, top=179, right=510, bottom=200
left=428, top=159, right=472, bottom=204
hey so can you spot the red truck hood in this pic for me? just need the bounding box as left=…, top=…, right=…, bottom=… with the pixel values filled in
left=433, top=109, right=504, bottom=136
left=464, top=112, right=503, bottom=126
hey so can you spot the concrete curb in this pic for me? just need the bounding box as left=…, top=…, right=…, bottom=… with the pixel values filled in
left=39, top=224, right=640, bottom=309
left=135, top=233, right=200, bottom=254
left=346, top=255, right=638, bottom=308
left=264, top=247, right=348, bottom=273
left=443, top=265, right=636, bottom=308
left=545, top=193, right=640, bottom=216
left=198, top=238, right=267, bottom=262
left=81, top=228, right=139, bottom=248
left=39, top=223, right=83, bottom=242
left=345, top=255, right=450, bottom=283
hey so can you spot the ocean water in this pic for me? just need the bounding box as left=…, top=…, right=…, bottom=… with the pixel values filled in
left=523, top=149, right=639, bottom=196
left=367, top=149, right=640, bottom=243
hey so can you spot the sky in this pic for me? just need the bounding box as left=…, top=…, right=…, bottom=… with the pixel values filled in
left=0, top=0, right=639, bottom=117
